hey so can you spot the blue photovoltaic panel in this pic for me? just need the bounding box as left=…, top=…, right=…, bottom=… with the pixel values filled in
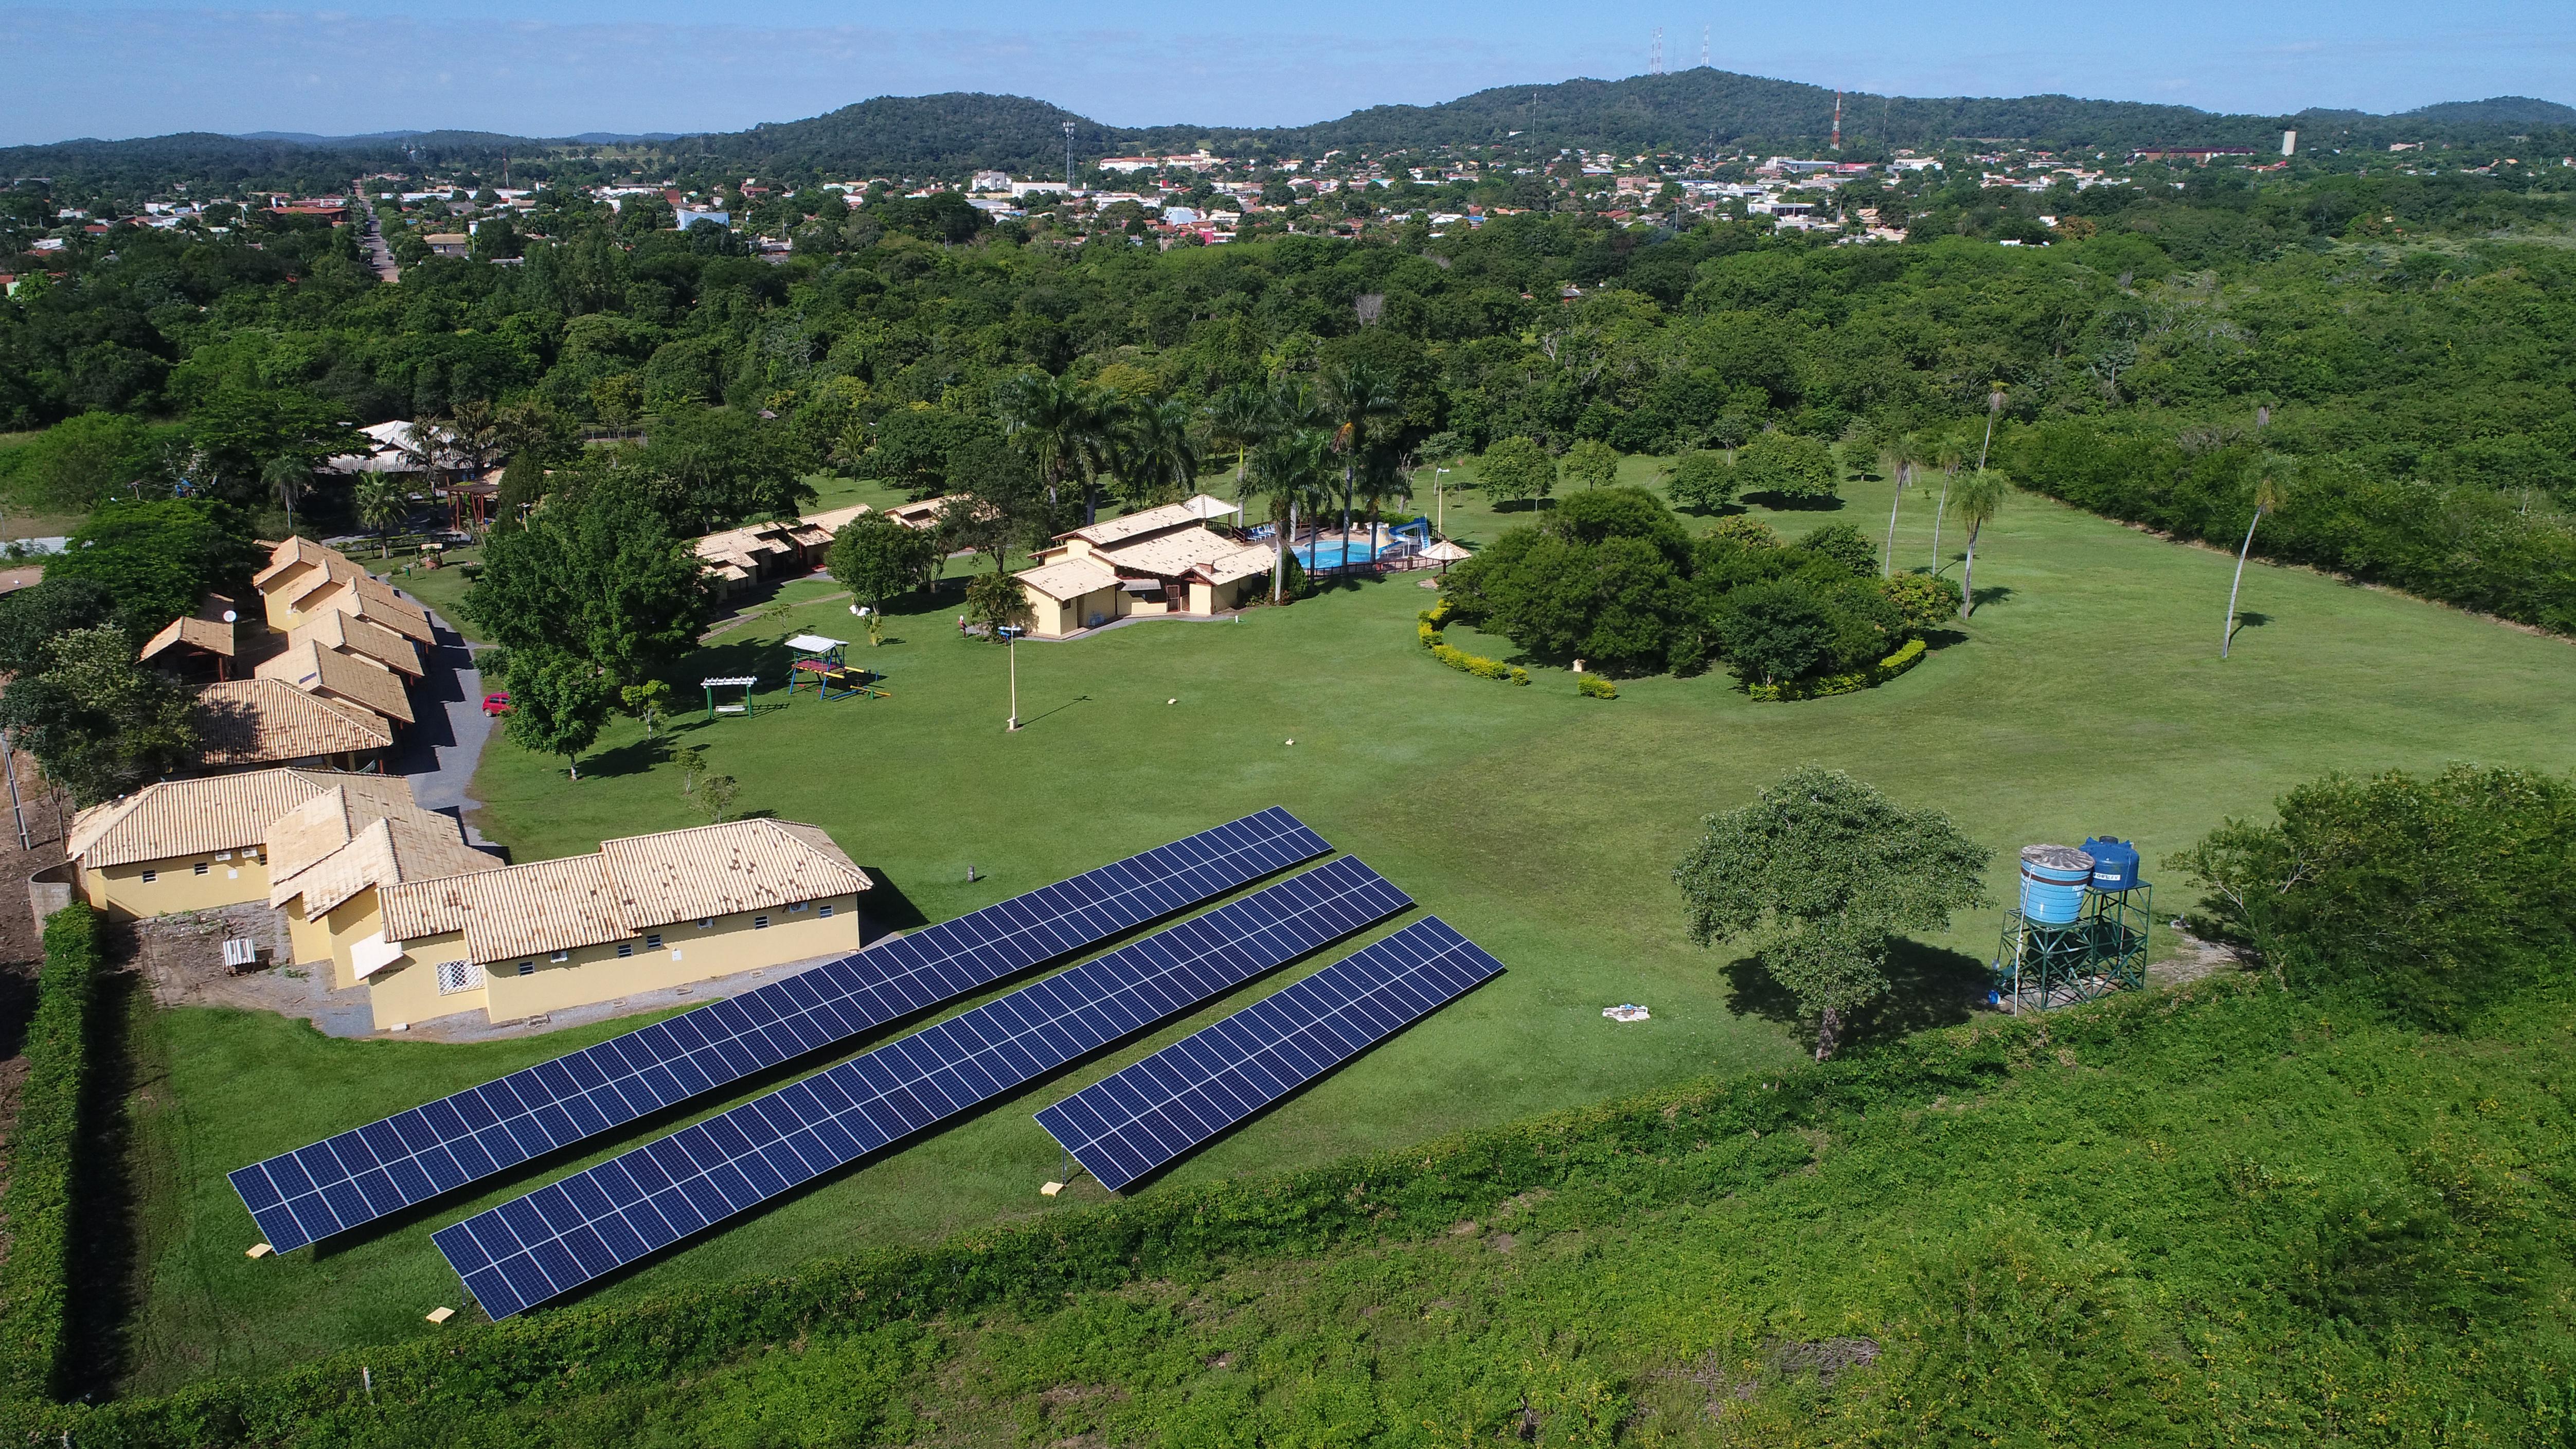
left=1035, top=917, right=1502, bottom=1190
left=433, top=854, right=1408, bottom=1318
left=229, top=809, right=1329, bottom=1251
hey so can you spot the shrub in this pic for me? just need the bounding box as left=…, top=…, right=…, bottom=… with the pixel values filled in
left=1577, top=675, right=1618, bottom=699
left=1431, top=642, right=1530, bottom=685
left=1705, top=515, right=1780, bottom=549
left=1882, top=573, right=1953, bottom=635
left=1746, top=639, right=1926, bottom=702
left=0, top=903, right=100, bottom=1402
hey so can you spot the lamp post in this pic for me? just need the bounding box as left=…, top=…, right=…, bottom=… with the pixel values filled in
left=1434, top=466, right=1451, bottom=535
left=1006, top=628, right=1020, bottom=731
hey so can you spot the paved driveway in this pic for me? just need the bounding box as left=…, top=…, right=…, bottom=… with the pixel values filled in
left=388, top=588, right=498, bottom=848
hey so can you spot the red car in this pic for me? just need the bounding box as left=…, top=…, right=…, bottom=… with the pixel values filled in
left=481, top=692, right=511, bottom=715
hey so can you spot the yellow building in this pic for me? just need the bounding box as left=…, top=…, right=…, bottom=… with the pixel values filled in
left=368, top=819, right=872, bottom=1030
left=248, top=536, right=434, bottom=643
left=264, top=784, right=502, bottom=979
left=255, top=638, right=416, bottom=727
left=65, top=768, right=422, bottom=920
left=1014, top=497, right=1273, bottom=638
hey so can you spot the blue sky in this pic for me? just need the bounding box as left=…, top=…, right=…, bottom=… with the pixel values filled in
left=1, top=1, right=2568, bottom=147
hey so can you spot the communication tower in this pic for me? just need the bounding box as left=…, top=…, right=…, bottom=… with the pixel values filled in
left=1650, top=28, right=1664, bottom=75
left=1063, top=121, right=1076, bottom=192
left=1701, top=26, right=1710, bottom=67
left=1831, top=92, right=1843, bottom=150
left=1989, top=839, right=2152, bottom=1012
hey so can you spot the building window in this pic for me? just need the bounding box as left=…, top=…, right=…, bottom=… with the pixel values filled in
left=646, top=933, right=663, bottom=949
left=616, top=943, right=634, bottom=958
left=753, top=915, right=770, bottom=929
left=818, top=904, right=834, bottom=919
left=435, top=960, right=485, bottom=994
left=550, top=950, right=569, bottom=963
left=193, top=862, right=210, bottom=876
left=141, top=870, right=157, bottom=884
left=697, top=918, right=714, bottom=929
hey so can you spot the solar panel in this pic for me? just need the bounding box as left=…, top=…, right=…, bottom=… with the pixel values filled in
left=229, top=809, right=1329, bottom=1252
left=433, top=854, right=1408, bottom=1318
left=1035, top=917, right=1502, bottom=1191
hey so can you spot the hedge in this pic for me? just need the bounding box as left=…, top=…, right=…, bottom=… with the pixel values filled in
left=1, top=976, right=2264, bottom=1446
left=1577, top=675, right=1618, bottom=699
left=0, top=902, right=100, bottom=1403
left=1747, top=637, right=1927, bottom=703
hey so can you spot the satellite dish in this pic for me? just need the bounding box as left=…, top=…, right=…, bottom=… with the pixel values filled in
left=221, top=610, right=238, bottom=622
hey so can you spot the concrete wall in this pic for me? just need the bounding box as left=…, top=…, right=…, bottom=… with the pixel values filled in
left=80, top=851, right=272, bottom=919
left=369, top=893, right=863, bottom=1029
left=287, top=888, right=390, bottom=988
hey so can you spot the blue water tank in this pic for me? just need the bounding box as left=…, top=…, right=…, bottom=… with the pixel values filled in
left=2018, top=845, right=2094, bottom=924
left=2080, top=836, right=2141, bottom=892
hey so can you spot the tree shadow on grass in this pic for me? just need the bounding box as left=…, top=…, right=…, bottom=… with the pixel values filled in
left=576, top=736, right=670, bottom=780
left=1746, top=491, right=1847, bottom=513
left=1968, top=583, right=2016, bottom=612
left=1720, top=936, right=1991, bottom=1059
left=2227, top=612, right=2270, bottom=649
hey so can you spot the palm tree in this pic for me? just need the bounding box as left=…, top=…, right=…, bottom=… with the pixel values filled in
left=1244, top=428, right=1333, bottom=603
left=354, top=474, right=409, bottom=558
left=1951, top=468, right=2009, bottom=619
left=1113, top=397, right=1201, bottom=509
left=1879, top=433, right=1924, bottom=578
left=1203, top=383, right=1275, bottom=504
left=1974, top=385, right=2006, bottom=472
left=1928, top=439, right=1964, bottom=575
left=1356, top=445, right=1411, bottom=534
left=2223, top=453, right=2295, bottom=658
left=263, top=455, right=311, bottom=532
left=994, top=370, right=1115, bottom=520
left=1318, top=360, right=1401, bottom=540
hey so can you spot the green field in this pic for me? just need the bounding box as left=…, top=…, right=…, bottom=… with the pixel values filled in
left=111, top=465, right=2576, bottom=1395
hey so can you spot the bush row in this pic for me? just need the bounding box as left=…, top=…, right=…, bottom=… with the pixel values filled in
left=6, top=977, right=2261, bottom=1446
left=0, top=903, right=100, bottom=1403
left=1432, top=643, right=1530, bottom=685
left=1576, top=675, right=1618, bottom=699
left=1745, top=637, right=1926, bottom=702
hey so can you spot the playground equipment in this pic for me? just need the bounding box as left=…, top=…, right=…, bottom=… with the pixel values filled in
left=783, top=633, right=888, bottom=701
left=1988, top=838, right=2152, bottom=1013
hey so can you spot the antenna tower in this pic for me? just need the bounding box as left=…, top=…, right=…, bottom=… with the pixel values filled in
left=1831, top=91, right=1844, bottom=150
left=1650, top=28, right=1663, bottom=75
left=1062, top=121, right=1075, bottom=191
left=1701, top=26, right=1709, bottom=67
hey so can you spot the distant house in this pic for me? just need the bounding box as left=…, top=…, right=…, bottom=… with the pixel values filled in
left=137, top=594, right=240, bottom=682
left=1012, top=497, right=1271, bottom=638
left=693, top=504, right=873, bottom=599
left=423, top=233, right=470, bottom=256
left=369, top=819, right=871, bottom=1030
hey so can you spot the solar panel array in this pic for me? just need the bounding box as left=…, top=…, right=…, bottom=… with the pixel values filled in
left=434, top=854, right=1411, bottom=1318
left=231, top=809, right=1328, bottom=1252
left=1036, top=916, right=1502, bottom=1190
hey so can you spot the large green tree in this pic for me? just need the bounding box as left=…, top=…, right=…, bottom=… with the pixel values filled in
left=1673, top=765, right=1991, bottom=1058
left=468, top=478, right=710, bottom=685
left=827, top=514, right=941, bottom=628
left=500, top=648, right=615, bottom=780
left=1475, top=436, right=1557, bottom=509
left=47, top=499, right=260, bottom=632
left=0, top=627, right=200, bottom=806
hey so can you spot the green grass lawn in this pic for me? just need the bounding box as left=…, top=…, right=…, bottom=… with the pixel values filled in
left=111, top=463, right=2576, bottom=1394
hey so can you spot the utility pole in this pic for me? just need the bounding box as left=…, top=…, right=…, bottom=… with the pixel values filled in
left=1832, top=92, right=1844, bottom=151
left=1062, top=121, right=1076, bottom=193
left=1006, top=630, right=1020, bottom=731
left=2, top=728, right=28, bottom=851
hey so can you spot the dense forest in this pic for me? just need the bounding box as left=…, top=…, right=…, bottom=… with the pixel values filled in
left=6, top=68, right=2573, bottom=195
left=6, top=158, right=2576, bottom=669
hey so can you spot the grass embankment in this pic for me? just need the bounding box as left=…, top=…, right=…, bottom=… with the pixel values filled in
left=59, top=973, right=2576, bottom=1444
left=111, top=466, right=2576, bottom=1394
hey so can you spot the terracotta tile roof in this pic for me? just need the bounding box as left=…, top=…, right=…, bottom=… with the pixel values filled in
left=599, top=819, right=871, bottom=929
left=1013, top=556, right=1122, bottom=602
left=800, top=504, right=873, bottom=534
left=266, top=788, right=500, bottom=917
left=256, top=639, right=415, bottom=725
left=140, top=614, right=236, bottom=661
left=305, top=576, right=436, bottom=642
left=252, top=536, right=363, bottom=591
left=1054, top=501, right=1205, bottom=549
left=289, top=608, right=423, bottom=676
left=195, top=679, right=394, bottom=765
left=380, top=818, right=868, bottom=963
left=1097, top=526, right=1271, bottom=583
left=67, top=767, right=410, bottom=870
left=881, top=497, right=951, bottom=529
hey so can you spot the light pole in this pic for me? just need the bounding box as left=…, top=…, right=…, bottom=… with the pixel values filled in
left=1006, top=628, right=1020, bottom=731
left=1434, top=465, right=1451, bottom=535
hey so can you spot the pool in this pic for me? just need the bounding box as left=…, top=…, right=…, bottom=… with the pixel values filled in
left=1291, top=539, right=1389, bottom=569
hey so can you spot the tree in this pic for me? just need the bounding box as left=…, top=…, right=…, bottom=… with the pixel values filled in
left=1951, top=469, right=2010, bottom=619
left=0, top=627, right=200, bottom=806
left=1319, top=358, right=1401, bottom=536
left=468, top=477, right=710, bottom=685
left=1673, top=765, right=1991, bottom=1058
left=0, top=413, right=157, bottom=513
left=993, top=371, right=1115, bottom=521
left=1794, top=524, right=1878, bottom=579
left=631, top=405, right=814, bottom=531
left=1113, top=397, right=1200, bottom=509
left=1477, top=436, right=1557, bottom=509
left=354, top=474, right=408, bottom=558
left=1202, top=382, right=1275, bottom=502
left=1666, top=450, right=1738, bottom=513
left=48, top=499, right=260, bottom=633
left=1928, top=438, right=1964, bottom=574
left=2223, top=453, right=2295, bottom=658
left=619, top=678, right=671, bottom=738
left=1714, top=578, right=1840, bottom=685
left=827, top=514, right=941, bottom=630
left=1563, top=438, right=1620, bottom=491
left=180, top=387, right=364, bottom=507
left=1882, top=434, right=1927, bottom=578
left=695, top=773, right=743, bottom=825
left=0, top=578, right=116, bottom=675
left=1732, top=432, right=1839, bottom=503
left=962, top=569, right=1027, bottom=640
left=500, top=648, right=614, bottom=779
left=1244, top=428, right=1333, bottom=603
